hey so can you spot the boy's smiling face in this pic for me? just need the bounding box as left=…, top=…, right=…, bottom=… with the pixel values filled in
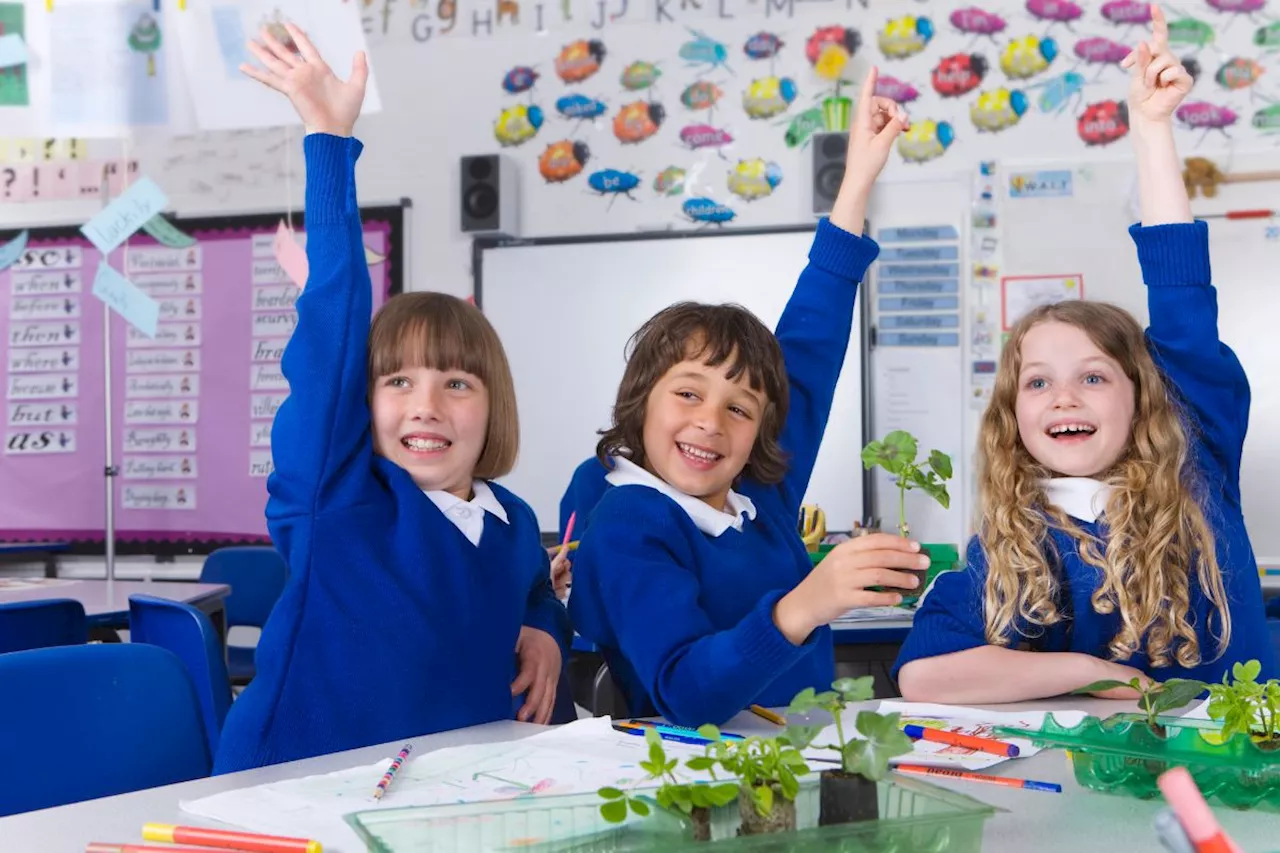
left=641, top=351, right=765, bottom=511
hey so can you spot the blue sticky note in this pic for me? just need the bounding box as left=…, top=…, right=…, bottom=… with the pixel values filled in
left=0, top=230, right=28, bottom=272
left=80, top=177, right=169, bottom=255
left=92, top=263, right=159, bottom=337
left=0, top=33, right=27, bottom=70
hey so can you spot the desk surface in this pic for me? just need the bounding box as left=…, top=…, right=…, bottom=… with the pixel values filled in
left=2, top=700, right=1276, bottom=853
left=0, top=578, right=229, bottom=617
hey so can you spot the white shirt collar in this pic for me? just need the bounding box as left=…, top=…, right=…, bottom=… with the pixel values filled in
left=1041, top=477, right=1112, bottom=523
left=605, top=456, right=757, bottom=536
left=423, top=480, right=509, bottom=547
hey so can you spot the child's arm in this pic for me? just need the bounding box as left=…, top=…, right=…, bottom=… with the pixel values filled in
left=894, top=539, right=1150, bottom=702
left=241, top=26, right=376, bottom=520
left=1123, top=7, right=1248, bottom=497
left=773, top=68, right=903, bottom=502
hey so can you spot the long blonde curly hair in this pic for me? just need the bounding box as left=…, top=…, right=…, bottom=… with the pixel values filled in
left=976, top=301, right=1229, bottom=668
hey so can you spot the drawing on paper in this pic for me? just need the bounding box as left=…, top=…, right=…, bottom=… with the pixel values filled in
left=128, top=13, right=162, bottom=77
left=0, top=2, right=29, bottom=107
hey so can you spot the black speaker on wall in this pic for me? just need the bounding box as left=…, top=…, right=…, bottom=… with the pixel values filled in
left=460, top=154, right=519, bottom=236
left=811, top=132, right=848, bottom=217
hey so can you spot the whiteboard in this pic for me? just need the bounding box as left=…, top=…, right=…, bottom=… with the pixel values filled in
left=477, top=227, right=868, bottom=533
left=999, top=162, right=1280, bottom=564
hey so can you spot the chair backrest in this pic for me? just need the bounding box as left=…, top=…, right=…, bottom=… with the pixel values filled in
left=128, top=594, right=232, bottom=758
left=0, top=643, right=211, bottom=817
left=199, top=546, right=288, bottom=628
left=0, top=598, right=87, bottom=654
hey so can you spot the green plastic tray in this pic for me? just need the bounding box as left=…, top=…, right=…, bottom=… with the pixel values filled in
left=344, top=773, right=1000, bottom=852
left=993, top=712, right=1280, bottom=811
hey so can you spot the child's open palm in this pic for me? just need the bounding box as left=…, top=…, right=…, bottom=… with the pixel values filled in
left=240, top=22, right=368, bottom=137
left=1121, top=4, right=1192, bottom=124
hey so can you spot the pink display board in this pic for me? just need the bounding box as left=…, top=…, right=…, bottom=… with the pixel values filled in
left=0, top=205, right=405, bottom=547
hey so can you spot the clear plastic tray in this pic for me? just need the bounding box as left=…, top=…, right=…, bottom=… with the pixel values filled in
left=345, top=773, right=1000, bottom=852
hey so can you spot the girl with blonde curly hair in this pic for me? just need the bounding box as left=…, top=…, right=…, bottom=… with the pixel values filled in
left=894, top=5, right=1276, bottom=702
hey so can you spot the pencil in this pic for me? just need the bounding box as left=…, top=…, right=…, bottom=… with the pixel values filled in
left=902, top=723, right=1020, bottom=757
left=749, top=705, right=786, bottom=726
left=373, top=743, right=413, bottom=800
left=894, top=764, right=1061, bottom=793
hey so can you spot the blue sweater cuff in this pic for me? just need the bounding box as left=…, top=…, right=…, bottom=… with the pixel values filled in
left=304, top=134, right=363, bottom=224
left=733, top=590, right=816, bottom=671
left=1128, top=221, right=1210, bottom=287
left=810, top=217, right=880, bottom=280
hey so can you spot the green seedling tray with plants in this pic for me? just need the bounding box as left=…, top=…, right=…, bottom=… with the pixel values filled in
left=995, top=660, right=1280, bottom=811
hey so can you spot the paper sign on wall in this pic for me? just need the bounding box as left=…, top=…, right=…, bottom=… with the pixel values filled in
left=273, top=221, right=309, bottom=288
left=0, top=230, right=28, bottom=272
left=80, top=177, right=169, bottom=255
left=0, top=32, right=27, bottom=68
left=141, top=215, right=197, bottom=248
left=92, top=262, right=159, bottom=337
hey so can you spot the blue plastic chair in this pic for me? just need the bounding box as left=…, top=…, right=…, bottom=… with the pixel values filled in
left=129, top=594, right=233, bottom=758
left=0, top=643, right=211, bottom=817
left=0, top=598, right=87, bottom=654
left=199, top=546, right=288, bottom=684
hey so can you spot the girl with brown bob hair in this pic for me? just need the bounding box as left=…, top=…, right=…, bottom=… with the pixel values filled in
left=215, top=27, right=569, bottom=775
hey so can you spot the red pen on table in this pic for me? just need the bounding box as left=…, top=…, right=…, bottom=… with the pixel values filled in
left=141, top=824, right=321, bottom=853
left=902, top=724, right=1020, bottom=758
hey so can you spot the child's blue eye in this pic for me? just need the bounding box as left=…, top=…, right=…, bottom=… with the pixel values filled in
left=447, top=378, right=470, bottom=391
left=1084, top=373, right=1104, bottom=385
left=1027, top=378, right=1046, bottom=390
left=388, top=376, right=409, bottom=388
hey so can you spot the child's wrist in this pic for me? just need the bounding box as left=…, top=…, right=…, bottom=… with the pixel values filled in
left=772, top=590, right=816, bottom=646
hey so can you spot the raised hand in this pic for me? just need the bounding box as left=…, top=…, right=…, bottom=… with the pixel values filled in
left=240, top=22, right=368, bottom=137
left=1120, top=4, right=1192, bottom=126
left=842, top=66, right=909, bottom=194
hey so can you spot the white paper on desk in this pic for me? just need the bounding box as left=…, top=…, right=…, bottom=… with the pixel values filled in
left=833, top=606, right=915, bottom=623
left=800, top=701, right=1088, bottom=772
left=180, top=718, right=713, bottom=853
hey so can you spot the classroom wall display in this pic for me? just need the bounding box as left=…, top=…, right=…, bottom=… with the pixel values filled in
left=0, top=204, right=405, bottom=549
left=356, top=0, right=1280, bottom=194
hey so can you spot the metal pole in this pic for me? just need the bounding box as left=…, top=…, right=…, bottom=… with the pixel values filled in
left=100, top=169, right=116, bottom=584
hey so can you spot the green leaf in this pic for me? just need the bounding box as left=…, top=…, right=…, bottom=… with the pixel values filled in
left=670, top=785, right=693, bottom=812
left=860, top=441, right=888, bottom=471
left=598, top=786, right=625, bottom=800
left=665, top=758, right=679, bottom=774
left=915, top=479, right=951, bottom=510
left=753, top=783, right=774, bottom=816
left=655, top=788, right=673, bottom=809
left=686, top=756, right=716, bottom=772
left=689, top=786, right=711, bottom=808
left=833, top=676, right=874, bottom=702
left=629, top=798, right=650, bottom=817
left=1235, top=660, right=1262, bottom=684
left=1071, top=679, right=1133, bottom=695
left=779, top=770, right=800, bottom=801
left=787, top=687, right=818, bottom=713
left=813, top=690, right=840, bottom=707
left=784, top=723, right=824, bottom=749
left=697, top=724, right=721, bottom=742
left=600, top=799, right=628, bottom=823
left=883, top=431, right=918, bottom=465
left=708, top=783, right=740, bottom=806
left=1152, top=679, right=1208, bottom=714
left=928, top=449, right=953, bottom=481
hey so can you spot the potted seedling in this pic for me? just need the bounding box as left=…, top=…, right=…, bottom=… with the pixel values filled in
left=1207, top=659, right=1280, bottom=751
left=861, top=430, right=957, bottom=592
left=597, top=728, right=738, bottom=841
left=699, top=727, right=811, bottom=836
left=786, top=676, right=914, bottom=826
